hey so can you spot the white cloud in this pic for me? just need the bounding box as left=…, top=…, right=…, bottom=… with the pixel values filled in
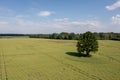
left=53, top=18, right=100, bottom=28
left=112, top=14, right=120, bottom=25
left=54, top=18, right=69, bottom=22
left=0, top=16, right=102, bottom=33
left=13, top=18, right=101, bottom=31
left=106, top=0, right=120, bottom=10
left=71, top=21, right=100, bottom=27
left=18, top=20, right=42, bottom=27
left=37, top=11, right=53, bottom=17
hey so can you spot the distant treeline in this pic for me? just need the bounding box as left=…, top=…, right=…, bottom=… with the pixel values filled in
left=94, top=32, right=120, bottom=41
left=29, top=32, right=120, bottom=41
left=29, top=34, right=50, bottom=39
left=29, top=32, right=79, bottom=40
left=0, top=32, right=120, bottom=41
left=0, top=34, right=26, bottom=36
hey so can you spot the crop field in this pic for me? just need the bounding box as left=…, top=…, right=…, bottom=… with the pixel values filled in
left=0, top=38, right=120, bottom=80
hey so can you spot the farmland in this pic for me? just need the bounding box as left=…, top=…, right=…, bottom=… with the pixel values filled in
left=0, top=38, right=120, bottom=80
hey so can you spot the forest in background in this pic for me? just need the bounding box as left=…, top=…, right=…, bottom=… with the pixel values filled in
left=0, top=32, right=120, bottom=41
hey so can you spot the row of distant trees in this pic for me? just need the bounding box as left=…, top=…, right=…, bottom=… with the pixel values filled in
left=0, top=32, right=120, bottom=40
left=29, top=32, right=79, bottom=40
left=49, top=32, right=79, bottom=40
left=94, top=32, right=120, bottom=40
left=29, top=32, right=120, bottom=41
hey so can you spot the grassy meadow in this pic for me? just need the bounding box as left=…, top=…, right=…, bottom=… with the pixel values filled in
left=0, top=38, right=120, bottom=80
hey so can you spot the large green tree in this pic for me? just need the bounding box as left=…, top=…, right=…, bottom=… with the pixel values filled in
left=77, top=31, right=98, bottom=56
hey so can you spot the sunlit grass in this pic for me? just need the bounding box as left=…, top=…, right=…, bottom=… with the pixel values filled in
left=0, top=38, right=120, bottom=80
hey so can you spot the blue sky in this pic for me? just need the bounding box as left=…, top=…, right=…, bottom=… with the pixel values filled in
left=0, top=0, right=120, bottom=33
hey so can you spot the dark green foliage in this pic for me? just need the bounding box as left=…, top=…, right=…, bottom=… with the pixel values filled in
left=111, top=38, right=120, bottom=41
left=50, top=32, right=79, bottom=40
left=50, top=33, right=59, bottom=39
left=50, top=32, right=120, bottom=40
left=29, top=34, right=50, bottom=39
left=1, top=32, right=119, bottom=40
left=93, top=32, right=120, bottom=40
left=77, top=31, right=98, bottom=56
left=69, top=33, right=76, bottom=40
left=59, top=32, right=69, bottom=39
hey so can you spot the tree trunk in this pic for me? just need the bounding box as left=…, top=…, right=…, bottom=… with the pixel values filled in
left=86, top=51, right=90, bottom=56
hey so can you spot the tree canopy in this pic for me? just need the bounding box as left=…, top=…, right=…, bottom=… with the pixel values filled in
left=77, top=31, right=98, bottom=57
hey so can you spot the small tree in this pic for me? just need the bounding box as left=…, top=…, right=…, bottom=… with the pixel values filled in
left=77, top=31, right=98, bottom=56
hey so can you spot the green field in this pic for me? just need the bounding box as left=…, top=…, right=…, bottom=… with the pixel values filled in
left=0, top=38, right=120, bottom=80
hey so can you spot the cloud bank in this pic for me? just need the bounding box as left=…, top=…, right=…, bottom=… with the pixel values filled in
left=106, top=0, right=120, bottom=10
left=112, top=14, right=120, bottom=25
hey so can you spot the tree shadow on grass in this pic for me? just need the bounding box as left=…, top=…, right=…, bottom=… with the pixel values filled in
left=66, top=52, right=91, bottom=57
